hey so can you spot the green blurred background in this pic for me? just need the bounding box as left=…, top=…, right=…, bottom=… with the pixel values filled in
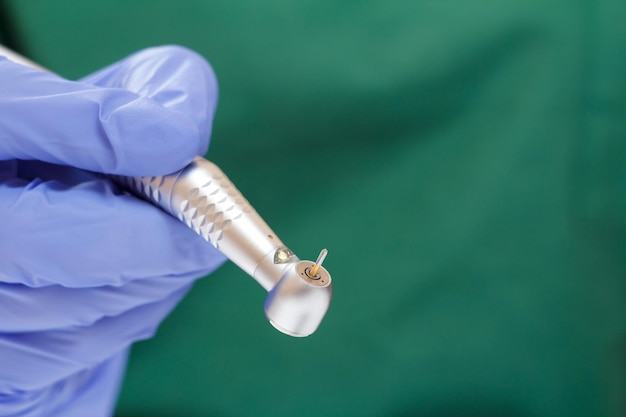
left=2, top=1, right=625, bottom=416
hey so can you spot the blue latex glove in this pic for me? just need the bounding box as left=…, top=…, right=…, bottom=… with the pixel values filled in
left=0, top=46, right=226, bottom=416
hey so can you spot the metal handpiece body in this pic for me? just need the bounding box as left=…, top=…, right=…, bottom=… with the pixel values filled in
left=115, top=157, right=332, bottom=337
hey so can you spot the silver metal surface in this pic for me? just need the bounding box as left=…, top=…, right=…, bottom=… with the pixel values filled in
left=0, top=45, right=44, bottom=70
left=114, top=158, right=299, bottom=290
left=0, top=44, right=333, bottom=337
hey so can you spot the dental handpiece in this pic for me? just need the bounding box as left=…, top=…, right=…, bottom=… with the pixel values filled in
left=0, top=45, right=333, bottom=337
left=114, top=159, right=333, bottom=337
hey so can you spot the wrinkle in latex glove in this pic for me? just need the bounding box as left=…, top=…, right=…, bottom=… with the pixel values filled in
left=0, top=46, right=217, bottom=176
left=0, top=46, right=226, bottom=417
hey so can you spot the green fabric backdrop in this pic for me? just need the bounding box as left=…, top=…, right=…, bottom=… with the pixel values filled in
left=6, top=1, right=625, bottom=416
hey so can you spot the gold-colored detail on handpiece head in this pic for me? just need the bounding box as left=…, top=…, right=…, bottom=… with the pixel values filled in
left=309, top=248, right=328, bottom=277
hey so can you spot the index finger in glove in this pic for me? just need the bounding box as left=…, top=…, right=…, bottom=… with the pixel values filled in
left=81, top=45, right=218, bottom=153
left=0, top=46, right=218, bottom=176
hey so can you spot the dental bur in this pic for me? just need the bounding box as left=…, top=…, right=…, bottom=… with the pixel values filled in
left=0, top=45, right=333, bottom=337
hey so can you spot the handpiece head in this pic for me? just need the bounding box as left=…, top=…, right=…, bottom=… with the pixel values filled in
left=264, top=259, right=332, bottom=337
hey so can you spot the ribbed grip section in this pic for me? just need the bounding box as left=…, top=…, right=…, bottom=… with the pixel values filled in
left=113, top=175, right=170, bottom=207
left=113, top=156, right=288, bottom=288
left=175, top=165, right=252, bottom=248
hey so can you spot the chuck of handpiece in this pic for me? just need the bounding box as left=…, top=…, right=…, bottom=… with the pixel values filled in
left=264, top=257, right=332, bottom=337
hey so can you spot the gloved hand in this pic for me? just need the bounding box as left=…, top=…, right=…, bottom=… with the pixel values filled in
left=0, top=46, right=226, bottom=417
